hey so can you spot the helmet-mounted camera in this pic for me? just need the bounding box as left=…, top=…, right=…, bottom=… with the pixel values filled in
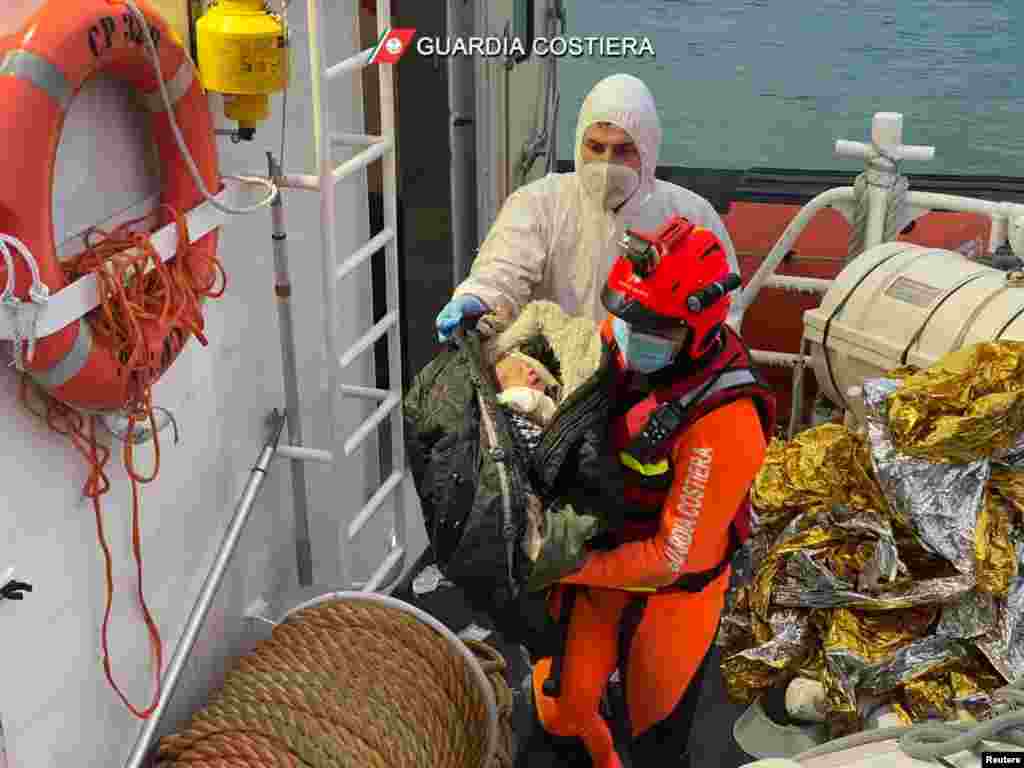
left=603, top=215, right=743, bottom=359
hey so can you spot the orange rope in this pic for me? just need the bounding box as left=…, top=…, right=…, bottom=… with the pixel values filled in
left=19, top=206, right=226, bottom=719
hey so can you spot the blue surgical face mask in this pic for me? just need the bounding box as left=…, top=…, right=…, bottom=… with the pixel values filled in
left=612, top=317, right=678, bottom=373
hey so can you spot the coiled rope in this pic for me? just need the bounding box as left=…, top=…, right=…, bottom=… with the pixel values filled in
left=792, top=678, right=1024, bottom=763
left=898, top=681, right=1024, bottom=761
left=17, top=206, right=225, bottom=718
left=848, top=145, right=910, bottom=261
left=156, top=599, right=515, bottom=768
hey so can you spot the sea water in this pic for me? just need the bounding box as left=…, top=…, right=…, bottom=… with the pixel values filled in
left=557, top=0, right=1023, bottom=176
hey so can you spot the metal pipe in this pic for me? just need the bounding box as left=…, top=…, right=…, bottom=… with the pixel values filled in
left=276, top=444, right=334, bottom=463
left=362, top=545, right=406, bottom=592
left=733, top=183, right=1024, bottom=329
left=308, top=0, right=347, bottom=589
left=344, top=392, right=400, bottom=456
left=348, top=469, right=404, bottom=539
left=339, top=383, right=390, bottom=400
left=864, top=164, right=891, bottom=251
left=377, top=0, right=407, bottom=593
left=502, top=24, right=512, bottom=201
left=277, top=173, right=320, bottom=190
left=989, top=214, right=1009, bottom=255
left=787, top=337, right=811, bottom=440
left=269, top=152, right=313, bottom=588
left=765, top=275, right=833, bottom=295
left=731, top=186, right=855, bottom=326
left=124, top=409, right=286, bottom=768
left=749, top=349, right=810, bottom=368
left=325, top=47, right=373, bottom=81
left=473, top=0, right=495, bottom=242
left=332, top=138, right=394, bottom=182
left=447, top=0, right=477, bottom=285
left=339, top=311, right=397, bottom=369
left=330, top=131, right=385, bottom=146
left=336, top=227, right=395, bottom=282
left=905, top=191, right=1024, bottom=219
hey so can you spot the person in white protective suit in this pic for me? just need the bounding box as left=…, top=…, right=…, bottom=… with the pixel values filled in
left=435, top=72, right=739, bottom=340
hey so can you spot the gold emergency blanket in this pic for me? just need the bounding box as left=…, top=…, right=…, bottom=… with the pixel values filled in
left=720, top=342, right=1024, bottom=737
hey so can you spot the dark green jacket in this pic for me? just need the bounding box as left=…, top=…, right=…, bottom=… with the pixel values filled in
left=403, top=329, right=624, bottom=653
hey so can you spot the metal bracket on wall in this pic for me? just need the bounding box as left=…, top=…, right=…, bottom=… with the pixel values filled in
left=0, top=567, right=32, bottom=602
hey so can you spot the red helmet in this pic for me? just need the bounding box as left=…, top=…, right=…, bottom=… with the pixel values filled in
left=601, top=215, right=741, bottom=359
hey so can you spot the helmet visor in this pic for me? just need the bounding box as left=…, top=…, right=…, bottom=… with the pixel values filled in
left=601, top=281, right=686, bottom=333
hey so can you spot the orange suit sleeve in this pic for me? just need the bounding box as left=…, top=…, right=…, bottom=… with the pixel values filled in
left=558, top=398, right=767, bottom=590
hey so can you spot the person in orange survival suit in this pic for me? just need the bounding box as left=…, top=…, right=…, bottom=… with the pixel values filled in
left=513, top=215, right=776, bottom=768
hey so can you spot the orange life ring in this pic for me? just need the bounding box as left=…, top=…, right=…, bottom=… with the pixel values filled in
left=0, top=0, right=220, bottom=412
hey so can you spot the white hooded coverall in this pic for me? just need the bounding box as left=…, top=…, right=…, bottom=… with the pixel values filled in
left=452, top=73, right=738, bottom=324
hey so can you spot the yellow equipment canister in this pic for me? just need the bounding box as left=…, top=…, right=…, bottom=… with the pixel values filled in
left=195, top=0, right=288, bottom=135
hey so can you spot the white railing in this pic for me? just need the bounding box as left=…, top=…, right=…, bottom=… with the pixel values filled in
left=732, top=112, right=1024, bottom=434
left=305, top=0, right=406, bottom=593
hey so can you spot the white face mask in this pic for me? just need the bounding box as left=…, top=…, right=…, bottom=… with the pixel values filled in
left=579, top=161, right=640, bottom=211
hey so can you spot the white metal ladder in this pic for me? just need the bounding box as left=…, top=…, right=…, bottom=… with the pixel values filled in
left=283, top=0, right=405, bottom=593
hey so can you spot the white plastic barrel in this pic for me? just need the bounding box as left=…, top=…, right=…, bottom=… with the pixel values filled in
left=803, top=242, right=1024, bottom=417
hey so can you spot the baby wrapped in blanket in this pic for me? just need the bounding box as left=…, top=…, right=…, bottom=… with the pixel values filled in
left=481, top=301, right=620, bottom=589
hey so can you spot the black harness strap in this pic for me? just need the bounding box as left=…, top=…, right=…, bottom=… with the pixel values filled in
left=657, top=522, right=741, bottom=594
left=624, top=365, right=757, bottom=463
left=542, top=584, right=579, bottom=698
left=456, top=328, right=532, bottom=596
left=619, top=363, right=758, bottom=595
left=614, top=594, right=649, bottom=741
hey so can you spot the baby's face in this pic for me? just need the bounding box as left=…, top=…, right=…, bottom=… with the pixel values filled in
left=494, top=356, right=545, bottom=392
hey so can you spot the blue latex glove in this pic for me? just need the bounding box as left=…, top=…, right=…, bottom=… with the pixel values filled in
left=436, top=295, right=488, bottom=341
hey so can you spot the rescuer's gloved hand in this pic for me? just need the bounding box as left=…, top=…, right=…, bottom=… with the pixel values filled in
left=436, top=295, right=488, bottom=342
left=526, top=503, right=601, bottom=592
